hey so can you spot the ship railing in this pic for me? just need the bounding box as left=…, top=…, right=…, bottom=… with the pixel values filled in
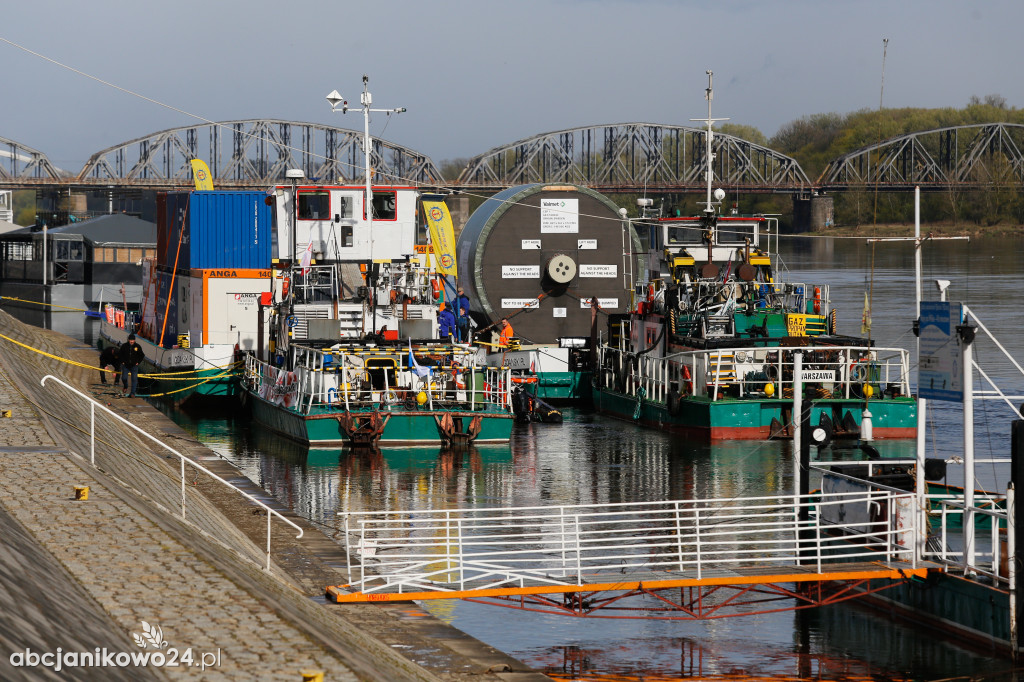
left=291, top=264, right=339, bottom=304
left=599, top=344, right=912, bottom=404
left=678, top=281, right=830, bottom=316
left=40, top=375, right=303, bottom=572
left=335, top=489, right=917, bottom=596
left=244, top=352, right=513, bottom=414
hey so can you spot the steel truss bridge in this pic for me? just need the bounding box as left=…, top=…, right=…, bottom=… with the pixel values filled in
left=455, top=123, right=811, bottom=193
left=817, top=123, right=1024, bottom=191
left=3, top=122, right=1024, bottom=195
left=0, top=120, right=444, bottom=189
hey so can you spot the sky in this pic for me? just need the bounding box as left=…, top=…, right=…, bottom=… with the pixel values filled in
left=1, top=0, right=1021, bottom=173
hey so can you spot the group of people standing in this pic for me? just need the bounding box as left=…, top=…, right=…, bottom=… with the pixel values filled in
left=98, top=333, right=145, bottom=398
left=436, top=287, right=515, bottom=349
left=438, top=287, right=473, bottom=342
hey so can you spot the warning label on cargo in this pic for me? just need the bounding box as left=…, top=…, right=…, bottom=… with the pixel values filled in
left=540, top=198, right=579, bottom=233
left=521, top=239, right=541, bottom=249
left=579, top=264, right=617, bottom=278
left=577, top=239, right=597, bottom=250
left=501, top=298, right=540, bottom=309
left=502, top=265, right=540, bottom=278
left=580, top=298, right=619, bottom=309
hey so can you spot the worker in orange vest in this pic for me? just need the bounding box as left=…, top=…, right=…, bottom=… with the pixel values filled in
left=499, top=318, right=514, bottom=347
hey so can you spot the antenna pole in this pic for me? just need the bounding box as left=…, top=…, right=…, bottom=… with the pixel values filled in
left=873, top=38, right=889, bottom=227
left=704, top=70, right=714, bottom=216
left=689, top=70, right=729, bottom=242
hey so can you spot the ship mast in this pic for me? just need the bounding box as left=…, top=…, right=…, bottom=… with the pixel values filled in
left=690, top=70, right=728, bottom=241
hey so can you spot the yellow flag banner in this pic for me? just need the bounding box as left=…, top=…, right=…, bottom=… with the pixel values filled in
left=190, top=159, right=214, bottom=191
left=422, top=197, right=457, bottom=276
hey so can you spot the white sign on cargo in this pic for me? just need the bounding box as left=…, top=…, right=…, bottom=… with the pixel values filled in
left=579, top=297, right=619, bottom=309
left=502, top=265, right=540, bottom=278
left=579, top=264, right=617, bottom=278
left=540, top=198, right=579, bottom=233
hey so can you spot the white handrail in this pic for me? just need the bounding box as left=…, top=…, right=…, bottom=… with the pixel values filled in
left=40, top=375, right=303, bottom=571
left=336, top=490, right=916, bottom=595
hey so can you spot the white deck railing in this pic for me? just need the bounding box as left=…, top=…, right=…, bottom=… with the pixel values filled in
left=41, top=375, right=303, bottom=571
left=245, top=350, right=513, bottom=414
left=337, top=490, right=917, bottom=596
left=598, top=344, right=912, bottom=404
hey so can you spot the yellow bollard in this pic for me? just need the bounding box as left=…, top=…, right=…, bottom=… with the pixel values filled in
left=300, top=671, right=324, bottom=682
left=74, top=486, right=89, bottom=501
left=0, top=409, right=10, bottom=418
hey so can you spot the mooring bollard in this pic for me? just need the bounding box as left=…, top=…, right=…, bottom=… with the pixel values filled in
left=300, top=671, right=324, bottom=682
left=74, top=486, right=89, bottom=501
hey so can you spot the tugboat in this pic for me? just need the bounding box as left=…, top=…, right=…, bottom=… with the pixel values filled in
left=241, top=77, right=514, bottom=447
left=591, top=72, right=917, bottom=440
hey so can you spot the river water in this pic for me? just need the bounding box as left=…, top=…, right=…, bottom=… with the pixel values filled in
left=28, top=235, right=1024, bottom=680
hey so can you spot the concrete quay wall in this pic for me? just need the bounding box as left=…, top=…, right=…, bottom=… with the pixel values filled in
left=0, top=310, right=547, bottom=682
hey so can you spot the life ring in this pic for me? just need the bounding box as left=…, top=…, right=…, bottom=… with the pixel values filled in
left=849, top=358, right=870, bottom=383
left=511, top=376, right=538, bottom=384
left=813, top=287, right=821, bottom=315
left=680, top=365, right=693, bottom=396
left=431, top=278, right=440, bottom=300
left=282, top=276, right=290, bottom=298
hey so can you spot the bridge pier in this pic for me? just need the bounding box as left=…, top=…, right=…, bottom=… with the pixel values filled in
left=791, top=193, right=834, bottom=233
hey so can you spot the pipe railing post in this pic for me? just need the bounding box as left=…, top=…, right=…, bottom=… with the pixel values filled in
left=574, top=513, right=582, bottom=585
left=90, top=402, right=95, bottom=466
left=180, top=458, right=186, bottom=519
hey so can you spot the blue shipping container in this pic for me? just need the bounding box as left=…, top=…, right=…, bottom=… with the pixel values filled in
left=161, top=191, right=272, bottom=270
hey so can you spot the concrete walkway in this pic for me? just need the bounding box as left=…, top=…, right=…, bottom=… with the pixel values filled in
left=0, top=312, right=547, bottom=682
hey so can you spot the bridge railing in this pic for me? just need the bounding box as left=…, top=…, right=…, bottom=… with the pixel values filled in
left=337, top=490, right=916, bottom=596
left=929, top=494, right=1011, bottom=586
left=819, top=464, right=1011, bottom=587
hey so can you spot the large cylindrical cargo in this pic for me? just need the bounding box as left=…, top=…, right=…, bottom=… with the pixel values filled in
left=457, top=184, right=641, bottom=345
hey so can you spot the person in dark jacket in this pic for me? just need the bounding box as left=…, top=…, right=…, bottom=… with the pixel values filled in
left=437, top=302, right=457, bottom=340
left=454, top=287, right=471, bottom=342
left=119, top=333, right=146, bottom=398
left=98, top=346, right=121, bottom=384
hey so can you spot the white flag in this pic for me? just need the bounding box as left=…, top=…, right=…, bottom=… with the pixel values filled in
left=300, top=240, right=314, bottom=276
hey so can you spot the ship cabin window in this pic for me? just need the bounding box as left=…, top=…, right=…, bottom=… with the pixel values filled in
left=370, top=192, right=397, bottom=221
left=335, top=195, right=354, bottom=219
left=298, top=191, right=330, bottom=220
left=667, top=225, right=697, bottom=245
left=649, top=225, right=661, bottom=251
left=341, top=226, right=353, bottom=248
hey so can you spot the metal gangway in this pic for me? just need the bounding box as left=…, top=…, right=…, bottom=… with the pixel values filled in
left=326, top=488, right=951, bottom=619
